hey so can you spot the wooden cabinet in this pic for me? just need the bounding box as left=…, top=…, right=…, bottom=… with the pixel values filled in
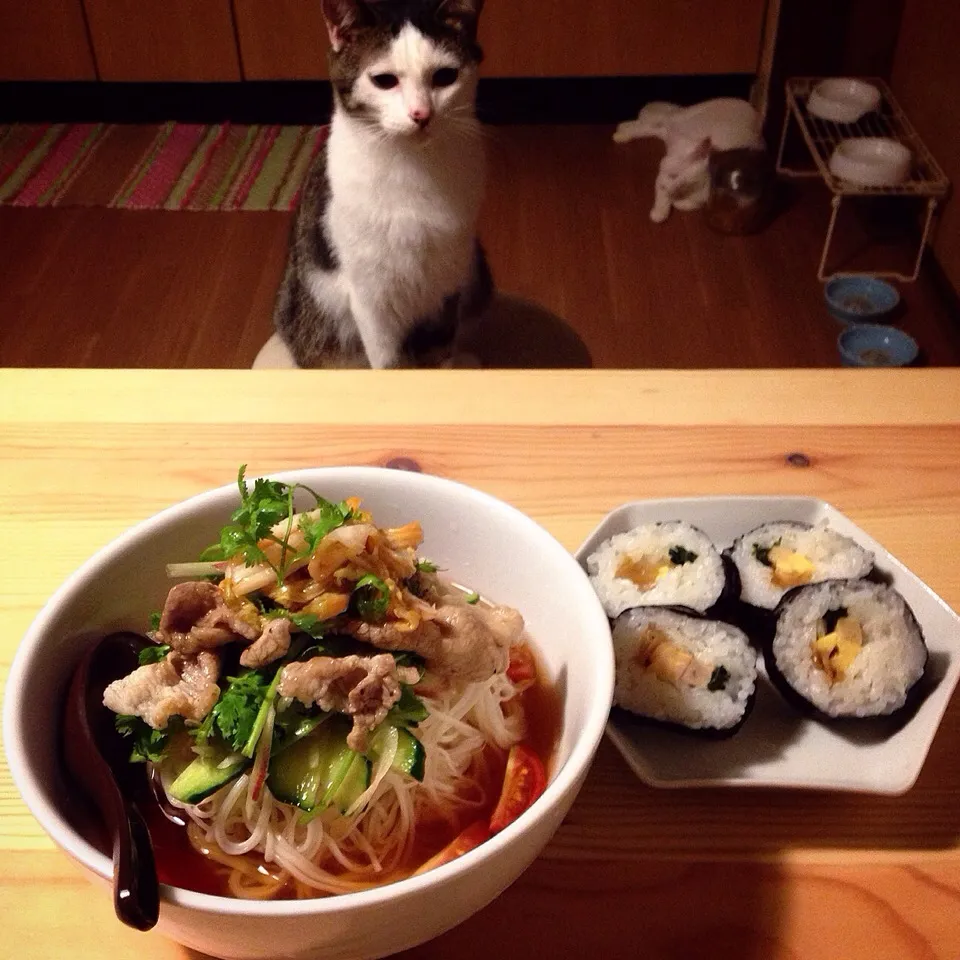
left=0, top=0, right=96, bottom=80
left=481, top=0, right=768, bottom=77
left=0, top=0, right=770, bottom=84
left=893, top=0, right=960, bottom=293
left=232, top=0, right=329, bottom=80
left=230, top=0, right=769, bottom=81
left=82, top=0, right=241, bottom=82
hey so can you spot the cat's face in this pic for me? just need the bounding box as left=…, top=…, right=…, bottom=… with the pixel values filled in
left=323, top=0, right=484, bottom=139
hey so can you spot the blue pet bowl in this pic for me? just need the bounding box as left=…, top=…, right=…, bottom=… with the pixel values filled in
left=824, top=276, right=901, bottom=325
left=838, top=323, right=919, bottom=367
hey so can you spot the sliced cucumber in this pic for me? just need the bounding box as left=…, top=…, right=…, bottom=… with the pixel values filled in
left=168, top=745, right=250, bottom=804
left=329, top=752, right=371, bottom=814
left=368, top=724, right=426, bottom=782
left=267, top=716, right=367, bottom=815
left=393, top=727, right=426, bottom=781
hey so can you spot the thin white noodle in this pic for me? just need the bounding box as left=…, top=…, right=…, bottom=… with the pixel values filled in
left=159, top=670, right=524, bottom=898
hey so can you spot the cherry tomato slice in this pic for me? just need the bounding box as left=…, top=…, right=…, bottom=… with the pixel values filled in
left=489, top=743, right=546, bottom=834
left=507, top=643, right=537, bottom=687
left=412, top=820, right=491, bottom=876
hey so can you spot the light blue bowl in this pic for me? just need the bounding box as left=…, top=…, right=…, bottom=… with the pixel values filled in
left=824, top=276, right=901, bottom=325
left=837, top=323, right=919, bottom=367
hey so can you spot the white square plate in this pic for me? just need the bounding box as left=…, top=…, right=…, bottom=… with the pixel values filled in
left=575, top=497, right=960, bottom=795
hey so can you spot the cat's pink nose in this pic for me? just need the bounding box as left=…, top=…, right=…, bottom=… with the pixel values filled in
left=409, top=108, right=431, bottom=128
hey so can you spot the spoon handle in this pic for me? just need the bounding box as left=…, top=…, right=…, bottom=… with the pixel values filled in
left=113, top=796, right=160, bottom=931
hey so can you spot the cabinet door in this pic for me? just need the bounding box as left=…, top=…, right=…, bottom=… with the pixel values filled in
left=82, top=0, right=241, bottom=81
left=0, top=0, right=96, bottom=80
left=481, top=0, right=768, bottom=76
left=233, top=0, right=329, bottom=80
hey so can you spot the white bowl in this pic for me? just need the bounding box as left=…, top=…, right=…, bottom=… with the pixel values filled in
left=3, top=467, right=614, bottom=960
left=828, top=137, right=912, bottom=187
left=807, top=78, right=881, bottom=123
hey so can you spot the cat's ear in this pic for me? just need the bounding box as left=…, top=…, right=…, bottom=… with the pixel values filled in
left=321, top=0, right=368, bottom=51
left=437, top=0, right=484, bottom=36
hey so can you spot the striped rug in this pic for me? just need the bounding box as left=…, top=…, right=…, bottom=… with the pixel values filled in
left=0, top=122, right=328, bottom=211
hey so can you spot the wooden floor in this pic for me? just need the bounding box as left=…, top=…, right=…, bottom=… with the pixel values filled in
left=1, top=125, right=958, bottom=369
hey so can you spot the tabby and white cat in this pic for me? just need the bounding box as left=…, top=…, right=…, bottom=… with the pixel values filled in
left=274, top=0, right=489, bottom=368
left=614, top=98, right=764, bottom=223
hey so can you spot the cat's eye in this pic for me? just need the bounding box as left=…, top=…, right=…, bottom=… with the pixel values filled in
left=370, top=73, right=399, bottom=90
left=432, top=67, right=459, bottom=88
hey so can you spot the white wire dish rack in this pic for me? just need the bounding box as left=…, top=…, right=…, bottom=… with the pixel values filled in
left=776, top=77, right=950, bottom=282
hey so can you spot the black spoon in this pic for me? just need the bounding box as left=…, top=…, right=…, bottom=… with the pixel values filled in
left=64, top=631, right=160, bottom=931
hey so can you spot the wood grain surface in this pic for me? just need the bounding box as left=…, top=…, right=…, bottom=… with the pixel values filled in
left=231, top=0, right=329, bottom=80
left=480, top=0, right=767, bottom=76
left=3, top=129, right=958, bottom=371
left=82, top=0, right=242, bottom=82
left=1, top=369, right=959, bottom=960
left=0, top=0, right=96, bottom=80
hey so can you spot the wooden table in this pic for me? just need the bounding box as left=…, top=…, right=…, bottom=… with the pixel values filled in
left=2, top=368, right=959, bottom=960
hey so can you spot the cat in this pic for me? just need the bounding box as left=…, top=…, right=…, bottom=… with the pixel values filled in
left=273, top=0, right=490, bottom=369
left=613, top=98, right=765, bottom=223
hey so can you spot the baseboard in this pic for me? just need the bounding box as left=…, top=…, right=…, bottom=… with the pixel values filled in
left=0, top=74, right=753, bottom=126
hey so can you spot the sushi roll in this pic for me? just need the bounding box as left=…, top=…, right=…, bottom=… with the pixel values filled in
left=588, top=521, right=729, bottom=618
left=612, top=607, right=758, bottom=735
left=765, top=579, right=927, bottom=719
left=729, top=521, right=873, bottom=611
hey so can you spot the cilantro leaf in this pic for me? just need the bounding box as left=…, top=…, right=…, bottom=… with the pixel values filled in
left=464, top=591, right=480, bottom=605
left=297, top=499, right=354, bottom=556
left=115, top=714, right=171, bottom=763
left=392, top=651, right=426, bottom=679
left=192, top=664, right=284, bottom=757
left=415, top=559, right=439, bottom=573
left=206, top=669, right=273, bottom=753
left=288, top=612, right=326, bottom=638
left=148, top=610, right=162, bottom=632
left=387, top=686, right=429, bottom=727
left=200, top=466, right=353, bottom=585
left=352, top=574, right=390, bottom=622
left=137, top=642, right=171, bottom=665
left=261, top=609, right=326, bottom=640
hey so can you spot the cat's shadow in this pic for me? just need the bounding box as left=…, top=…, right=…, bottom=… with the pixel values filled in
left=252, top=294, right=593, bottom=370
left=461, top=293, right=593, bottom=369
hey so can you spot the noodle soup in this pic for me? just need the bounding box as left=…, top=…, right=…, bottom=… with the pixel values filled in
left=99, top=469, right=558, bottom=899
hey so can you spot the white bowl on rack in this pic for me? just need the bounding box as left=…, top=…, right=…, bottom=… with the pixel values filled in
left=828, top=138, right=912, bottom=187
left=807, top=78, right=881, bottom=123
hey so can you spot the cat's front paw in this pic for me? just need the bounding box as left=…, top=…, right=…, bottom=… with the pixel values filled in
left=649, top=204, right=670, bottom=224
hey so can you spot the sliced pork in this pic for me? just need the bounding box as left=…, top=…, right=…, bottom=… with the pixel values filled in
left=278, top=654, right=420, bottom=751
left=157, top=581, right=259, bottom=655
left=103, top=651, right=221, bottom=729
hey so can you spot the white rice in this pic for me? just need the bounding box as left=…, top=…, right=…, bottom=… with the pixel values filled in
left=587, top=521, right=725, bottom=618
left=612, top=608, right=758, bottom=730
left=731, top=521, right=874, bottom=610
left=772, top=580, right=926, bottom=717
